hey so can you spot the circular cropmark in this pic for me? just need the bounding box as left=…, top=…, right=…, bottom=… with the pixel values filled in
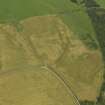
left=20, top=15, right=72, bottom=66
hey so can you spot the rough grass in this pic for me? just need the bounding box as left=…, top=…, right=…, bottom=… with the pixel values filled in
left=96, top=0, right=105, bottom=8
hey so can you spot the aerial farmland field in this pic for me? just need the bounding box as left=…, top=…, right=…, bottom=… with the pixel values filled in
left=0, top=0, right=105, bottom=105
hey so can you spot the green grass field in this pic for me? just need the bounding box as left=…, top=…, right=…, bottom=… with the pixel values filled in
left=0, top=0, right=74, bottom=21
left=0, top=0, right=99, bottom=49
